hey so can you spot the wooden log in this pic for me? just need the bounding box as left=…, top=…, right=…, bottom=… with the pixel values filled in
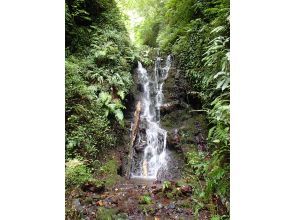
left=126, top=101, right=141, bottom=178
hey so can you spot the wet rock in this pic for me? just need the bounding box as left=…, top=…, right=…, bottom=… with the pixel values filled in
left=135, top=141, right=146, bottom=152
left=198, top=209, right=211, bottom=220
left=167, top=128, right=180, bottom=149
left=96, top=207, right=120, bottom=220
left=156, top=166, right=168, bottom=181
left=151, top=186, right=162, bottom=194
left=81, top=182, right=105, bottom=193
left=137, top=83, right=144, bottom=92
left=104, top=197, right=113, bottom=204
left=92, top=194, right=101, bottom=200
left=167, top=203, right=176, bottom=209
left=72, top=199, right=83, bottom=212
left=156, top=203, right=163, bottom=209
left=195, top=121, right=207, bottom=152
left=153, top=180, right=162, bottom=184
left=160, top=101, right=181, bottom=115
left=84, top=197, right=93, bottom=205
left=180, top=185, right=192, bottom=195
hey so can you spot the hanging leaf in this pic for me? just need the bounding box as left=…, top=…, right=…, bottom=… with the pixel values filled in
left=104, top=109, right=109, bottom=117
left=211, top=25, right=225, bottom=34
left=216, top=79, right=225, bottom=89
left=114, top=109, right=124, bottom=126
left=222, top=78, right=230, bottom=91
left=117, top=90, right=125, bottom=100
left=213, top=71, right=225, bottom=79
left=114, top=109, right=123, bottom=121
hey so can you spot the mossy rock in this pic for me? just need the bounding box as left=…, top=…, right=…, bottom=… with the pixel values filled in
left=176, top=180, right=187, bottom=187
left=96, top=207, right=127, bottom=220
left=176, top=199, right=193, bottom=209
left=162, top=110, right=208, bottom=147
left=97, top=159, right=122, bottom=188
left=138, top=204, right=155, bottom=215
left=161, top=109, right=190, bottom=130
left=180, top=144, right=197, bottom=156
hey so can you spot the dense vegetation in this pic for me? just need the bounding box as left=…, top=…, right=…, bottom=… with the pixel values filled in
left=66, top=0, right=230, bottom=219
left=65, top=0, right=135, bottom=162
left=122, top=0, right=230, bottom=218
left=64, top=1, right=144, bottom=205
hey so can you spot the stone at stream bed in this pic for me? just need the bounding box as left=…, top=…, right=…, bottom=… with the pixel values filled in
left=167, top=203, right=176, bottom=209
left=81, top=182, right=105, bottom=193
left=156, top=202, right=164, bottom=209
left=72, top=199, right=83, bottom=212
left=96, top=207, right=127, bottom=220
left=180, top=185, right=192, bottom=195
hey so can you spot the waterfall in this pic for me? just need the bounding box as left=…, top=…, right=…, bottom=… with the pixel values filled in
left=131, top=55, right=172, bottom=179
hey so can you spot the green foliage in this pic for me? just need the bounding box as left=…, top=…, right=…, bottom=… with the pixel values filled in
left=96, top=207, right=128, bottom=220
left=162, top=180, right=171, bottom=192
left=98, top=91, right=125, bottom=126
left=139, top=195, right=152, bottom=205
left=65, top=158, right=91, bottom=187
left=65, top=57, right=116, bottom=160
left=65, top=0, right=135, bottom=161
left=97, top=159, right=120, bottom=187
left=98, top=159, right=118, bottom=175
left=186, top=151, right=229, bottom=216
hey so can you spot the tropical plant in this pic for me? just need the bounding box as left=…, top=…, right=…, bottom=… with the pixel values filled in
left=65, top=0, right=135, bottom=161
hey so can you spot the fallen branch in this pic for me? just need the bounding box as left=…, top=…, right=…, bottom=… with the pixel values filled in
left=189, top=109, right=208, bottom=113
left=126, top=101, right=141, bottom=178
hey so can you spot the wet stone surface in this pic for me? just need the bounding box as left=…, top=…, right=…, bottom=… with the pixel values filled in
left=67, top=178, right=196, bottom=220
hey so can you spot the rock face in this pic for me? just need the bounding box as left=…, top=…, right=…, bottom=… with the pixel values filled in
left=159, top=57, right=209, bottom=171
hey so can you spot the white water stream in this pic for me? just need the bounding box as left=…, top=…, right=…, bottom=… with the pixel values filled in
left=131, top=55, right=172, bottom=179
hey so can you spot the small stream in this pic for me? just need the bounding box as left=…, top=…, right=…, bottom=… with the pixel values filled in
left=131, top=56, right=172, bottom=179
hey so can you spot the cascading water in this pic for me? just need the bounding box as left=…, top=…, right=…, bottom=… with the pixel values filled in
left=131, top=55, right=172, bottom=179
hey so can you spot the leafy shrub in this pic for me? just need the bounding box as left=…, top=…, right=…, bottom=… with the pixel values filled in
left=139, top=195, right=152, bottom=204
left=65, top=158, right=91, bottom=187
left=97, top=160, right=120, bottom=187
left=65, top=0, right=135, bottom=161
left=162, top=180, right=171, bottom=192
